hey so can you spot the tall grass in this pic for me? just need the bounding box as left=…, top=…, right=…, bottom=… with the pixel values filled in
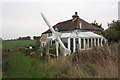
left=37, top=43, right=119, bottom=78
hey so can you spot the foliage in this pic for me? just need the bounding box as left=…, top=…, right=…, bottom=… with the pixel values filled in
left=49, top=43, right=61, bottom=55
left=34, top=40, right=40, bottom=49
left=102, top=20, right=120, bottom=42
left=108, top=20, right=120, bottom=31
left=37, top=47, right=43, bottom=53
left=37, top=43, right=118, bottom=78
left=2, top=45, right=10, bottom=52
left=91, top=20, right=104, bottom=30
left=33, top=36, right=40, bottom=40
left=49, top=44, right=56, bottom=55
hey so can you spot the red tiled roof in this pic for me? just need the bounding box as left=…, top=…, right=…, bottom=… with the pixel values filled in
left=43, top=12, right=102, bottom=34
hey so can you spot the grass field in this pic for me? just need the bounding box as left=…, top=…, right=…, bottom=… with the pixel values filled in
left=2, top=40, right=119, bottom=78
left=2, top=40, right=36, bottom=47
left=2, top=40, right=37, bottom=52
left=2, top=40, right=47, bottom=78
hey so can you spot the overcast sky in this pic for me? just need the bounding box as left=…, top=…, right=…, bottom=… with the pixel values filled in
left=0, top=0, right=119, bottom=40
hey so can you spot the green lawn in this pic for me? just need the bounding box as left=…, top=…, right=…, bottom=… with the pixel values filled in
left=3, top=52, right=46, bottom=78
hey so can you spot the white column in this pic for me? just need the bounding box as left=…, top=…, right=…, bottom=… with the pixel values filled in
left=73, top=38, right=76, bottom=52
left=91, top=38, right=93, bottom=49
left=55, top=40, right=59, bottom=56
left=50, top=40, right=52, bottom=45
left=101, top=38, right=103, bottom=46
left=83, top=38, right=85, bottom=50
left=94, top=38, right=96, bottom=46
left=87, top=38, right=89, bottom=49
left=98, top=38, right=99, bottom=47
left=78, top=38, right=81, bottom=50
left=68, top=38, right=70, bottom=53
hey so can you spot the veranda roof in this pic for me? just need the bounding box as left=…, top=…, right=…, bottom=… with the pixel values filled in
left=46, top=31, right=104, bottom=41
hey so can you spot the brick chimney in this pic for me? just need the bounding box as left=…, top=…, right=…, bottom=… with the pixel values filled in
left=72, top=12, right=79, bottom=19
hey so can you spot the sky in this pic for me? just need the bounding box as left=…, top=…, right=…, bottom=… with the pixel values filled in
left=0, top=0, right=119, bottom=40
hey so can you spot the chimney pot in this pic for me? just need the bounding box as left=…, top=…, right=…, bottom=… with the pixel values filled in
left=75, top=12, right=78, bottom=15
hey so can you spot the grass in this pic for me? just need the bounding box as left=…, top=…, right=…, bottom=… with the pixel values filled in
left=2, top=40, right=36, bottom=47
left=3, top=52, right=45, bottom=78
left=2, top=42, right=119, bottom=78
left=2, top=40, right=37, bottom=52
left=2, top=40, right=48, bottom=78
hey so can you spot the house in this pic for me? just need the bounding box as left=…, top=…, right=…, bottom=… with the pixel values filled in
left=40, top=12, right=106, bottom=53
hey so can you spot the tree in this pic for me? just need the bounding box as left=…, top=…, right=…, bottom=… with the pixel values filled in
left=102, top=20, right=120, bottom=42
left=91, top=20, right=104, bottom=30
left=33, top=36, right=40, bottom=40
left=108, top=20, right=120, bottom=31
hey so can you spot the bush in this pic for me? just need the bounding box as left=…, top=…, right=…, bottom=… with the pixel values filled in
left=49, top=44, right=56, bottom=55
left=102, top=29, right=120, bottom=42
left=102, top=20, right=120, bottom=42
left=37, top=43, right=118, bottom=78
left=37, top=47, right=43, bottom=53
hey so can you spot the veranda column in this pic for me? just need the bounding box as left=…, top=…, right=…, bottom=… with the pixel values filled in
left=101, top=38, right=103, bottom=46
left=98, top=38, right=99, bottom=47
left=68, top=38, right=70, bottom=54
left=73, top=38, right=76, bottom=52
left=50, top=40, right=52, bottom=45
left=94, top=38, right=96, bottom=46
left=78, top=38, right=81, bottom=51
left=55, top=40, right=59, bottom=56
left=83, top=38, right=86, bottom=50
left=91, top=38, right=93, bottom=49
left=87, top=38, right=89, bottom=49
